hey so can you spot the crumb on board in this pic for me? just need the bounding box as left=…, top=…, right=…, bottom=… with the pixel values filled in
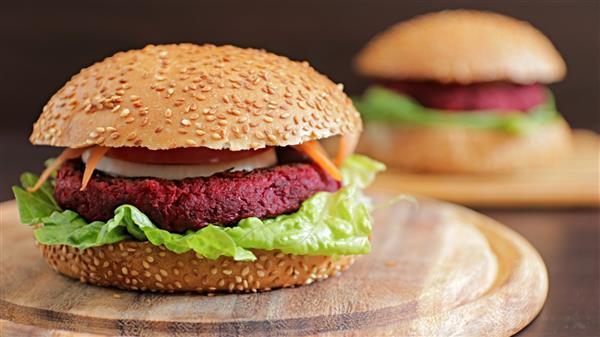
left=113, top=293, right=121, bottom=299
left=385, top=260, right=397, bottom=268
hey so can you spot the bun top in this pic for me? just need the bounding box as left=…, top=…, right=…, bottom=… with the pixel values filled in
left=31, top=44, right=361, bottom=150
left=355, top=10, right=566, bottom=84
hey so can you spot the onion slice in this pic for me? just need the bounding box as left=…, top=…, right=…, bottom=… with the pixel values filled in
left=293, top=141, right=342, bottom=181
left=80, top=146, right=110, bottom=191
left=27, top=147, right=88, bottom=192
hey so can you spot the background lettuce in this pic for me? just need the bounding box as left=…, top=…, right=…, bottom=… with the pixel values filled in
left=354, top=86, right=560, bottom=134
left=12, top=155, right=384, bottom=261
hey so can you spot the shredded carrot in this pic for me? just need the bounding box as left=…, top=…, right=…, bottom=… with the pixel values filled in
left=80, top=146, right=110, bottom=191
left=27, top=147, right=88, bottom=192
left=293, top=141, right=342, bottom=181
left=333, top=133, right=359, bottom=167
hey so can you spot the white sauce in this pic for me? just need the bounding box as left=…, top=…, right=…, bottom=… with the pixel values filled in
left=82, top=148, right=277, bottom=180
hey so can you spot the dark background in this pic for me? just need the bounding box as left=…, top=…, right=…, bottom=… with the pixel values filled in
left=1, top=0, right=599, bottom=201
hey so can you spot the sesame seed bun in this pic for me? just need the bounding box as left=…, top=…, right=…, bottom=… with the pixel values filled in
left=357, top=119, right=571, bottom=174
left=38, top=240, right=356, bottom=293
left=355, top=10, right=566, bottom=84
left=31, top=44, right=361, bottom=150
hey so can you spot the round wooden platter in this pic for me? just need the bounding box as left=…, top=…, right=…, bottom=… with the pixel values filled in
left=0, top=195, right=548, bottom=337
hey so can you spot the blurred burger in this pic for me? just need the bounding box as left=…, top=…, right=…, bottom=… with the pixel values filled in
left=13, top=44, right=384, bottom=293
left=353, top=10, right=571, bottom=173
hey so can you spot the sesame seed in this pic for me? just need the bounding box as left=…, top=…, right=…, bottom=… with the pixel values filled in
left=223, top=269, right=233, bottom=275
left=119, top=109, right=130, bottom=117
left=180, top=119, right=191, bottom=126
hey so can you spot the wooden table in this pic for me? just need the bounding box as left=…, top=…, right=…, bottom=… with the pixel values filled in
left=482, top=208, right=599, bottom=337
left=0, top=205, right=597, bottom=337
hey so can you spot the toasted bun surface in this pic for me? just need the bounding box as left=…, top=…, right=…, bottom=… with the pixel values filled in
left=38, top=240, right=355, bottom=293
left=355, top=10, right=566, bottom=84
left=31, top=44, right=361, bottom=150
left=357, top=119, right=571, bottom=174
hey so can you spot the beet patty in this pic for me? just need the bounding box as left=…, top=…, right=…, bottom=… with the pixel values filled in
left=54, top=160, right=340, bottom=232
left=380, top=80, right=546, bottom=112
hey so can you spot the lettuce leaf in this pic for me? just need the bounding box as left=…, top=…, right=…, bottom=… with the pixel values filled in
left=354, top=86, right=561, bottom=134
left=12, top=155, right=384, bottom=261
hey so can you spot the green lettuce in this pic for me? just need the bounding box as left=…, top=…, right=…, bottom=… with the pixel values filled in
left=12, top=155, right=384, bottom=261
left=354, top=86, right=561, bottom=134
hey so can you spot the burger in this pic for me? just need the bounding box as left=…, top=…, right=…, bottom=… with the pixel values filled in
left=353, top=10, right=571, bottom=173
left=12, top=44, right=384, bottom=293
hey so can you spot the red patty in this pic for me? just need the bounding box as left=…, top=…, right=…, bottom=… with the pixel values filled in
left=380, top=80, right=546, bottom=112
left=54, top=160, right=340, bottom=232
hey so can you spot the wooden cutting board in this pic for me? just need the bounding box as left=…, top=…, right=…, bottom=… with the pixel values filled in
left=370, top=129, right=600, bottom=208
left=0, top=196, right=547, bottom=337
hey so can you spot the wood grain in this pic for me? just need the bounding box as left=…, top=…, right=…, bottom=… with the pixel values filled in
left=0, top=196, right=548, bottom=337
left=370, top=129, right=599, bottom=208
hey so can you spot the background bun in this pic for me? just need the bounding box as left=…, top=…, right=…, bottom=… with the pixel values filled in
left=357, top=119, right=571, bottom=174
left=355, top=10, right=566, bottom=84
left=38, top=240, right=356, bottom=293
left=31, top=44, right=361, bottom=150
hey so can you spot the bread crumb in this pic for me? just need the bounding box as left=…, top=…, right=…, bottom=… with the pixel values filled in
left=385, top=260, right=397, bottom=268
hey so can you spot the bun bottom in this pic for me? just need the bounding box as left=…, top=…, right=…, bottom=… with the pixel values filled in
left=357, top=119, right=571, bottom=174
left=38, top=240, right=356, bottom=293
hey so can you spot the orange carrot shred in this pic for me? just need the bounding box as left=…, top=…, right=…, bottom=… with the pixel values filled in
left=80, top=146, right=110, bottom=191
left=333, top=133, right=359, bottom=167
left=27, top=147, right=88, bottom=192
left=293, top=141, right=342, bottom=181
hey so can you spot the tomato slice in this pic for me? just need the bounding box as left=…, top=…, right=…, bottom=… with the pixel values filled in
left=106, top=147, right=269, bottom=165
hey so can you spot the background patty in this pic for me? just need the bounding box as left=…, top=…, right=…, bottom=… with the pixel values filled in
left=54, top=160, right=340, bottom=232
left=380, top=80, right=546, bottom=112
